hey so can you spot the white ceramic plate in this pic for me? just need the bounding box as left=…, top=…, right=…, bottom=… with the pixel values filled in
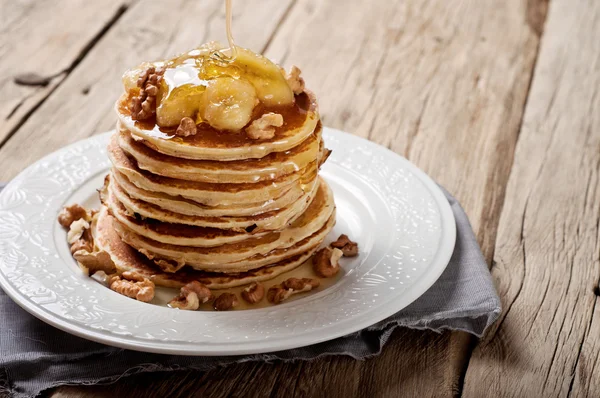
left=0, top=128, right=455, bottom=355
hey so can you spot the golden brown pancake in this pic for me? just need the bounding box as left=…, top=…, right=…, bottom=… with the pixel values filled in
left=116, top=91, right=320, bottom=161
left=118, top=122, right=323, bottom=183
left=111, top=168, right=316, bottom=218
left=107, top=171, right=318, bottom=232
left=107, top=179, right=335, bottom=271
left=108, top=133, right=318, bottom=206
left=94, top=207, right=320, bottom=289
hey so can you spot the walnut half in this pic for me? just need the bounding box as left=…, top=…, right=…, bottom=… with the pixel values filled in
left=267, top=278, right=320, bottom=304
left=214, top=293, right=239, bottom=311
left=313, top=247, right=343, bottom=278
left=169, top=281, right=213, bottom=311
left=109, top=271, right=155, bottom=303
left=241, top=282, right=265, bottom=304
left=131, top=66, right=164, bottom=121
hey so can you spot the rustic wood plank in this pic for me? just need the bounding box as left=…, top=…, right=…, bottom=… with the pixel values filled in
left=0, top=0, right=542, bottom=396
left=462, top=0, right=600, bottom=396
left=0, top=0, right=135, bottom=146
left=0, top=0, right=294, bottom=181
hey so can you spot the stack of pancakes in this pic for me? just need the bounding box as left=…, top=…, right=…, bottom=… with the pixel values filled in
left=95, top=91, right=336, bottom=290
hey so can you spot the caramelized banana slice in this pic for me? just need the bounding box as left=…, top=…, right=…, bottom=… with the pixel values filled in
left=201, top=77, right=258, bottom=131
left=231, top=47, right=294, bottom=106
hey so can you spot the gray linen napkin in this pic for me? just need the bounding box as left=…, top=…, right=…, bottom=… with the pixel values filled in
left=0, top=182, right=501, bottom=398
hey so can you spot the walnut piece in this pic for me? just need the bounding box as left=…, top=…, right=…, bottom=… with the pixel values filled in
left=213, top=293, right=238, bottom=311
left=175, top=117, right=197, bottom=137
left=67, top=218, right=90, bottom=244
left=153, top=258, right=185, bottom=273
left=330, top=234, right=359, bottom=257
left=313, top=247, right=343, bottom=278
left=109, top=272, right=155, bottom=302
left=58, top=204, right=89, bottom=228
left=267, top=277, right=320, bottom=304
left=241, top=282, right=265, bottom=304
left=169, top=281, right=213, bottom=311
left=74, top=250, right=116, bottom=276
left=131, top=66, right=164, bottom=121
left=245, top=113, right=283, bottom=140
left=286, top=66, right=305, bottom=95
left=70, top=238, right=93, bottom=255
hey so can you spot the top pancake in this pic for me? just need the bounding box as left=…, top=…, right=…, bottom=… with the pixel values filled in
left=118, top=122, right=323, bottom=184
left=116, top=91, right=320, bottom=161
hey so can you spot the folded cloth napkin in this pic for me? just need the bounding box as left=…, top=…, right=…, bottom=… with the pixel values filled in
left=0, top=182, right=501, bottom=398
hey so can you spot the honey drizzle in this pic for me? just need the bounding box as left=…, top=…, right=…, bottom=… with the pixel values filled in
left=212, top=0, right=238, bottom=63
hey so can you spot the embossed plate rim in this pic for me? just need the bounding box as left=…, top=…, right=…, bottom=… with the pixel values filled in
left=0, top=127, right=455, bottom=355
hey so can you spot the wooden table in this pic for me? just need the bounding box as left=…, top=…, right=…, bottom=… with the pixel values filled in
left=2, top=0, right=599, bottom=396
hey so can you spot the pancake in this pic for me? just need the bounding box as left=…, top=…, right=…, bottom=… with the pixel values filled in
left=115, top=91, right=320, bottom=161
left=94, top=207, right=319, bottom=289
left=111, top=169, right=315, bottom=217
left=111, top=181, right=335, bottom=271
left=118, top=122, right=323, bottom=183
left=108, top=133, right=318, bottom=206
left=114, top=211, right=335, bottom=273
left=107, top=171, right=318, bottom=232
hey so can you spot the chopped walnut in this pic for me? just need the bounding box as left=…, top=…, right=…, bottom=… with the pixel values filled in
left=109, top=272, right=155, bottom=302
left=153, top=258, right=185, bottom=273
left=131, top=66, right=164, bottom=121
left=286, top=66, right=305, bottom=95
left=175, top=117, right=197, bottom=137
left=58, top=204, right=89, bottom=228
left=214, top=293, right=238, bottom=311
left=241, top=282, right=265, bottom=304
left=67, top=218, right=90, bottom=244
left=70, top=237, right=93, bottom=255
left=330, top=234, right=359, bottom=257
left=245, top=113, right=283, bottom=140
left=313, top=247, right=343, bottom=278
left=267, top=277, right=320, bottom=304
left=73, top=250, right=116, bottom=276
left=169, top=281, right=213, bottom=310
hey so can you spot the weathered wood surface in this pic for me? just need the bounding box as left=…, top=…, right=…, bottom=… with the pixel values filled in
left=0, top=0, right=135, bottom=145
left=3, top=0, right=594, bottom=396
left=463, top=0, right=600, bottom=396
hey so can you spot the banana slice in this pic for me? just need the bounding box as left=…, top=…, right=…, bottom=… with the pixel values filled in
left=231, top=47, right=294, bottom=106
left=201, top=77, right=258, bottom=131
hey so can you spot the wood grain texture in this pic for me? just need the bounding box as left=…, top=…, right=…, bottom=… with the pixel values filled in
left=462, top=0, right=600, bottom=396
left=0, top=0, right=134, bottom=145
left=0, top=0, right=549, bottom=397
left=0, top=0, right=293, bottom=181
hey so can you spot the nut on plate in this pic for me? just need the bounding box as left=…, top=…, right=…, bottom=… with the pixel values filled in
left=214, top=293, right=238, bottom=311
left=58, top=204, right=89, bottom=228
left=109, top=271, right=155, bottom=303
left=330, top=234, right=359, bottom=257
left=312, top=247, right=343, bottom=278
left=267, top=277, right=320, bottom=304
left=169, top=281, right=213, bottom=311
left=241, top=282, right=265, bottom=304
